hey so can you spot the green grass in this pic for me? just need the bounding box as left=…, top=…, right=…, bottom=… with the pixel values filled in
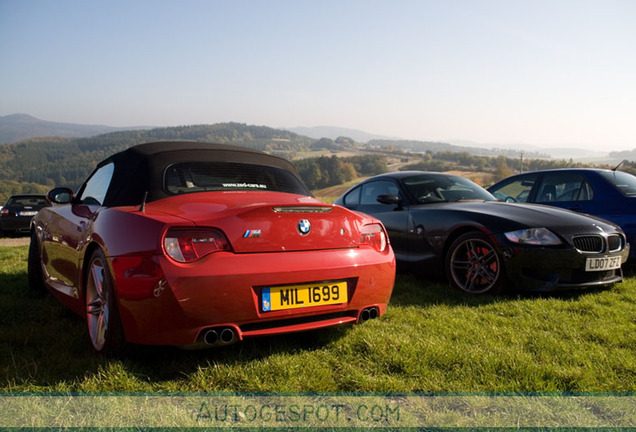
left=1, top=245, right=635, bottom=392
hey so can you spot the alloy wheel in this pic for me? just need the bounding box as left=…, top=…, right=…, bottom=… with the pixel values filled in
left=448, top=235, right=501, bottom=294
left=86, top=258, right=109, bottom=351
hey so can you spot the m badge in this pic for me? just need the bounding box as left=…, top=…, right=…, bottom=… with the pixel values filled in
left=243, top=230, right=261, bottom=238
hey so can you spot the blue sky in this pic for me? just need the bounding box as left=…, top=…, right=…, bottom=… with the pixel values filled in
left=1, top=0, right=635, bottom=151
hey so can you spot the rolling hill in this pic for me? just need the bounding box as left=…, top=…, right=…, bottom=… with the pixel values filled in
left=0, top=114, right=150, bottom=144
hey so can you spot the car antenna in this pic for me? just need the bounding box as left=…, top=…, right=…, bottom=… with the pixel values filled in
left=613, top=160, right=627, bottom=171
left=138, top=191, right=148, bottom=212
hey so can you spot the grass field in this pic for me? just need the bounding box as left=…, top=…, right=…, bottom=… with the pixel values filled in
left=1, top=245, right=635, bottom=392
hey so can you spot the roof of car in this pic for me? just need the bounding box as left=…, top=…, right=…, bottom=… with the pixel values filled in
left=361, top=171, right=462, bottom=180
left=507, top=168, right=615, bottom=175
left=89, top=141, right=302, bottom=207
left=117, top=141, right=269, bottom=157
left=489, top=168, right=627, bottom=183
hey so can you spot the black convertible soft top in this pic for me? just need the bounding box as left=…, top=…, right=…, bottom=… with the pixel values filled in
left=87, top=141, right=307, bottom=207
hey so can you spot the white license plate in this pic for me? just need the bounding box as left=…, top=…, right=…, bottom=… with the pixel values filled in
left=18, top=211, right=38, bottom=216
left=585, top=256, right=622, bottom=272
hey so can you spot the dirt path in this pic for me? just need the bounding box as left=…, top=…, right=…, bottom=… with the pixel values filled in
left=0, top=237, right=30, bottom=247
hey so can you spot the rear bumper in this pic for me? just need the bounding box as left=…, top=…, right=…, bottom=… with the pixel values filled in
left=0, top=216, right=32, bottom=233
left=110, top=247, right=395, bottom=346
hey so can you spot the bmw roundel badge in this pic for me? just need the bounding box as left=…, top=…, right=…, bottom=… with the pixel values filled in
left=297, top=219, right=311, bottom=235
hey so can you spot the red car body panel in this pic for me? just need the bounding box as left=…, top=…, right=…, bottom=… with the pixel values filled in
left=111, top=246, right=393, bottom=346
left=31, top=142, right=395, bottom=349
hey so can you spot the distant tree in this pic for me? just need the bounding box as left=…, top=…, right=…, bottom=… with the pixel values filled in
left=344, top=154, right=388, bottom=175
left=296, top=155, right=358, bottom=189
left=335, top=136, right=355, bottom=146
left=342, top=162, right=357, bottom=182
left=494, top=157, right=514, bottom=182
left=311, top=138, right=340, bottom=151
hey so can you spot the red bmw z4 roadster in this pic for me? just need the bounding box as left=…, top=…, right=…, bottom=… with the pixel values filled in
left=28, top=142, right=395, bottom=354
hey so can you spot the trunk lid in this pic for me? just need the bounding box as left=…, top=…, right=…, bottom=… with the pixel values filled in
left=147, top=191, right=365, bottom=253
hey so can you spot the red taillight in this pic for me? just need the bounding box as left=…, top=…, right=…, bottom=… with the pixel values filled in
left=360, top=224, right=388, bottom=253
left=163, top=228, right=232, bottom=263
left=0, top=208, right=8, bottom=217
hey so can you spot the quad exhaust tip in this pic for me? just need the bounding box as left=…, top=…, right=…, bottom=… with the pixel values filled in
left=359, top=306, right=379, bottom=323
left=203, top=327, right=237, bottom=346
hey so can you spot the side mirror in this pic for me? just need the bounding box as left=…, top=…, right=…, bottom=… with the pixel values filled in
left=47, top=187, right=74, bottom=204
left=377, top=194, right=403, bottom=209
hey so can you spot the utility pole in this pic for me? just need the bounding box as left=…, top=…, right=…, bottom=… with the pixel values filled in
left=519, top=151, right=524, bottom=173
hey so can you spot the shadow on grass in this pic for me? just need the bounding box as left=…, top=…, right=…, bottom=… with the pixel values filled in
left=117, top=326, right=353, bottom=384
left=0, top=264, right=618, bottom=389
left=390, top=268, right=614, bottom=309
left=0, top=268, right=356, bottom=389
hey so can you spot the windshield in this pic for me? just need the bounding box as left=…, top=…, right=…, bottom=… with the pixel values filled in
left=403, top=173, right=496, bottom=203
left=164, top=162, right=310, bottom=196
left=599, top=170, right=636, bottom=197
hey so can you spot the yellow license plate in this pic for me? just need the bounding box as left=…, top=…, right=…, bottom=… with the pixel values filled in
left=262, top=282, right=348, bottom=312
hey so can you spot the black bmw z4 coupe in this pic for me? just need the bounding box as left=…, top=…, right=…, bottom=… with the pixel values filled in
left=334, top=171, right=630, bottom=294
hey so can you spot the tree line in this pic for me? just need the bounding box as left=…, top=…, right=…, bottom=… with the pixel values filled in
left=394, top=150, right=636, bottom=183
left=0, top=124, right=312, bottom=194
left=1, top=123, right=634, bottom=204
left=295, top=154, right=388, bottom=189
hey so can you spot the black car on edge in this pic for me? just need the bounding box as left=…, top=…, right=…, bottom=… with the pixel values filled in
left=334, top=171, right=629, bottom=294
left=1, top=194, right=51, bottom=236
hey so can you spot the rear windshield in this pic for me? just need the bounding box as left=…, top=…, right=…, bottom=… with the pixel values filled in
left=7, top=196, right=48, bottom=206
left=599, top=171, right=636, bottom=197
left=164, top=162, right=310, bottom=196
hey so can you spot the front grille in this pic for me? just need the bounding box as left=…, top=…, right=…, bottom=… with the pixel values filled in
left=573, top=235, right=603, bottom=253
left=572, top=234, right=625, bottom=254
left=608, top=234, right=623, bottom=252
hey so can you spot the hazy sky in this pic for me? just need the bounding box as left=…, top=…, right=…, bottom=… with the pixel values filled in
left=1, top=0, right=635, bottom=151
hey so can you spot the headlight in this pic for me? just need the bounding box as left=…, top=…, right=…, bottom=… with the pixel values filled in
left=504, top=228, right=562, bottom=245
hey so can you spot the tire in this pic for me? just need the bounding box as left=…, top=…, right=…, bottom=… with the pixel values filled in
left=27, top=231, right=46, bottom=294
left=85, top=248, right=126, bottom=355
left=446, top=232, right=504, bottom=294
